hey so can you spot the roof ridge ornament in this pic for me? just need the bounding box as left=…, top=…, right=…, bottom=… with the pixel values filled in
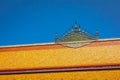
left=74, top=20, right=78, bottom=25
left=96, top=29, right=99, bottom=40
left=55, top=21, right=99, bottom=48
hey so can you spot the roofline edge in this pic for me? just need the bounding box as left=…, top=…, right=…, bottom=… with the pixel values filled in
left=0, top=38, right=120, bottom=48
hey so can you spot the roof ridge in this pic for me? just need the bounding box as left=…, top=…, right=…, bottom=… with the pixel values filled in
left=0, top=38, right=120, bottom=48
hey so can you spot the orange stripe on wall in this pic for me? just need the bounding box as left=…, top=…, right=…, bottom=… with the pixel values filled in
left=0, top=44, right=67, bottom=52
left=87, top=40, right=120, bottom=46
left=0, top=40, right=120, bottom=52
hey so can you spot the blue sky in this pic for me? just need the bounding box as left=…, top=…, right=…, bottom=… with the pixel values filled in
left=0, top=0, right=120, bottom=45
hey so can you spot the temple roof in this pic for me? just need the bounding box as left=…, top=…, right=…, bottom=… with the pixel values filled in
left=0, top=38, right=120, bottom=74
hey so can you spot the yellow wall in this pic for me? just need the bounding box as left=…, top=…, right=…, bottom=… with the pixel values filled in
left=0, top=70, right=120, bottom=80
left=0, top=45, right=120, bottom=70
left=0, top=42, right=120, bottom=80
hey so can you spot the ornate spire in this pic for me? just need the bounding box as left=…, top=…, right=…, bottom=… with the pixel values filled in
left=54, top=33, right=58, bottom=42
left=72, top=20, right=80, bottom=34
left=96, top=29, right=99, bottom=40
left=74, top=20, right=78, bottom=25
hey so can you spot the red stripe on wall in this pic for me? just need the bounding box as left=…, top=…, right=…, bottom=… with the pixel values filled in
left=0, top=64, right=120, bottom=75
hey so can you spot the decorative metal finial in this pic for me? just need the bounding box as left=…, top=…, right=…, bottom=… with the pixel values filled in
left=55, top=33, right=58, bottom=42
left=96, top=29, right=99, bottom=40
left=75, top=20, right=78, bottom=25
